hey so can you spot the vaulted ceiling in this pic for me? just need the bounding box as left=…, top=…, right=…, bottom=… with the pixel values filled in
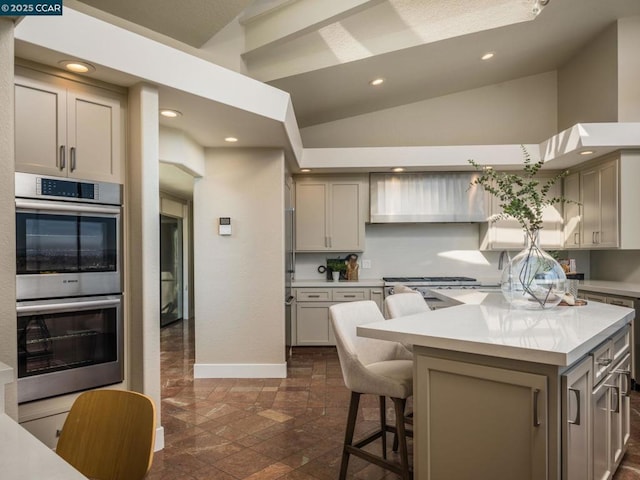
left=73, top=0, right=640, bottom=129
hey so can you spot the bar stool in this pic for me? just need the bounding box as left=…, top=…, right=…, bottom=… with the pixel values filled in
left=329, top=300, right=413, bottom=480
left=384, top=291, right=431, bottom=318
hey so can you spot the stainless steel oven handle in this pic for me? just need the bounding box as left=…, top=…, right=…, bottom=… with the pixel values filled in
left=17, top=298, right=121, bottom=314
left=15, top=199, right=121, bottom=215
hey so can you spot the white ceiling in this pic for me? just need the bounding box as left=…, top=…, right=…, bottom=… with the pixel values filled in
left=16, top=0, right=640, bottom=197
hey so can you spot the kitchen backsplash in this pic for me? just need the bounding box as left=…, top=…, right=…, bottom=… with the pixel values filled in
left=590, top=250, right=640, bottom=283
left=295, top=223, right=591, bottom=283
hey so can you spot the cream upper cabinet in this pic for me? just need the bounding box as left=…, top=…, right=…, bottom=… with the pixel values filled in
left=563, top=171, right=581, bottom=248
left=15, top=69, right=124, bottom=184
left=580, top=159, right=618, bottom=248
left=480, top=175, right=563, bottom=251
left=294, top=176, right=367, bottom=252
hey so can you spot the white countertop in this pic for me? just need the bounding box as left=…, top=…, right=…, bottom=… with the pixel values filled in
left=292, top=279, right=384, bottom=288
left=358, top=291, right=634, bottom=367
left=579, top=280, right=640, bottom=298
left=0, top=414, right=87, bottom=480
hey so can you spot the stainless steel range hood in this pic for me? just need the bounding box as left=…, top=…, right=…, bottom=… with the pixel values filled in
left=369, top=172, right=487, bottom=223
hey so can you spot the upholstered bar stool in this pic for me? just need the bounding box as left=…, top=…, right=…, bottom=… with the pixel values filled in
left=329, top=300, right=413, bottom=480
left=384, top=291, right=431, bottom=319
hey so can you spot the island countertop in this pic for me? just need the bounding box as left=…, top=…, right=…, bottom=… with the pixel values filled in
left=357, top=291, right=634, bottom=367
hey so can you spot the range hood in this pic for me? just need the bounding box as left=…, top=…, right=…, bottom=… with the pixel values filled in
left=369, top=172, right=487, bottom=223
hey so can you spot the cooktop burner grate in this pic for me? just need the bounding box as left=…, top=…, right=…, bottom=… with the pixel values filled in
left=383, top=276, right=478, bottom=283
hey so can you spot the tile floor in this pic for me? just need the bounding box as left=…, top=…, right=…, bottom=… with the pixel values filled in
left=149, top=318, right=640, bottom=479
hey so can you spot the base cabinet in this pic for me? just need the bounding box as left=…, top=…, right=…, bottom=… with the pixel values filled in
left=413, top=323, right=631, bottom=480
left=415, top=356, right=548, bottom=480
left=562, top=356, right=592, bottom=480
left=293, top=287, right=383, bottom=345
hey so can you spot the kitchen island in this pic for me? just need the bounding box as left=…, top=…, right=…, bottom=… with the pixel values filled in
left=358, top=291, right=635, bottom=480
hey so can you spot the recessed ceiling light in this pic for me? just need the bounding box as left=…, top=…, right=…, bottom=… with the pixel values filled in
left=59, top=60, right=95, bottom=74
left=392, top=167, right=405, bottom=172
left=300, top=169, right=311, bottom=173
left=160, top=109, right=182, bottom=118
left=370, top=78, right=384, bottom=86
left=580, top=150, right=594, bottom=156
left=224, top=137, right=238, bottom=143
left=481, top=52, right=495, bottom=61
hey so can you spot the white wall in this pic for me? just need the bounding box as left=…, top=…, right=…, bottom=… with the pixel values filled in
left=590, top=250, right=640, bottom=283
left=557, top=22, right=618, bottom=131
left=159, top=126, right=205, bottom=177
left=617, top=17, right=640, bottom=122
left=300, top=72, right=558, bottom=147
left=0, top=18, right=17, bottom=420
left=194, top=148, right=286, bottom=377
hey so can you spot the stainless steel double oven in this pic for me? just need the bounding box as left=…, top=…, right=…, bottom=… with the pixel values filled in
left=15, top=172, right=124, bottom=403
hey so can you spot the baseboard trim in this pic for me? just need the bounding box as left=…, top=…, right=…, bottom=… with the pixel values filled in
left=154, top=426, right=165, bottom=451
left=193, top=362, right=287, bottom=379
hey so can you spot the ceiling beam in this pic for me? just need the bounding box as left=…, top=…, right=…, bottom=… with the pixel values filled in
left=241, top=0, right=384, bottom=59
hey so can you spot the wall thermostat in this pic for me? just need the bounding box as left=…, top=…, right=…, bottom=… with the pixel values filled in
left=219, top=217, right=232, bottom=236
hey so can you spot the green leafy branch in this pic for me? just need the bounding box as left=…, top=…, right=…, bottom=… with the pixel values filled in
left=468, top=146, right=572, bottom=238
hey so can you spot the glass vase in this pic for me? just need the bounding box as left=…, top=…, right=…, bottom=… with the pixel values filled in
left=500, top=231, right=566, bottom=309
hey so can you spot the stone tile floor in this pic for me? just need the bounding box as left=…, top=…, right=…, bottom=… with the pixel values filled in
left=149, top=318, right=640, bottom=479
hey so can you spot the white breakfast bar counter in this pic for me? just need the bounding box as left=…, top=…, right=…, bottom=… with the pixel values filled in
left=358, top=291, right=635, bottom=480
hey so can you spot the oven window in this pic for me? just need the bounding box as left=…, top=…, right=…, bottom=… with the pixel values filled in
left=17, top=306, right=118, bottom=378
left=16, top=212, right=117, bottom=274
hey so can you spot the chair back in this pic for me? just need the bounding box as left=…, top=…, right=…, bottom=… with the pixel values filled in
left=385, top=292, right=430, bottom=318
left=56, top=389, right=156, bottom=480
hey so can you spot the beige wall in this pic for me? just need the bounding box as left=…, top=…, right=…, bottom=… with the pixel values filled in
left=193, top=148, right=286, bottom=376
left=590, top=250, right=640, bottom=283
left=558, top=22, right=618, bottom=131
left=301, top=72, right=558, bottom=147
left=617, top=17, right=640, bottom=122
left=0, top=18, right=17, bottom=419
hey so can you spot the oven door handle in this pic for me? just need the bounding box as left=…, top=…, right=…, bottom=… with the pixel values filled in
left=15, top=199, right=121, bottom=215
left=17, top=298, right=121, bottom=314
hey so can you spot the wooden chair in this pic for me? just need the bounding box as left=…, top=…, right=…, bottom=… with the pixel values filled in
left=56, top=389, right=156, bottom=480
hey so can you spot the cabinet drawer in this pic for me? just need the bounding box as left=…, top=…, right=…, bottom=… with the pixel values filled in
left=606, top=297, right=635, bottom=308
left=332, top=289, right=367, bottom=301
left=296, top=289, right=331, bottom=301
left=611, top=325, right=631, bottom=365
left=582, top=293, right=607, bottom=303
left=592, top=340, right=613, bottom=386
left=20, top=411, right=68, bottom=449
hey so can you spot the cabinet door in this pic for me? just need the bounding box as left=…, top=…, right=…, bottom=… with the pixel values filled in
left=295, top=303, right=335, bottom=345
left=593, top=380, right=612, bottom=480
left=415, top=356, right=548, bottom=480
left=67, top=90, right=122, bottom=183
left=562, top=356, right=592, bottom=480
left=370, top=289, right=384, bottom=311
left=14, top=78, right=66, bottom=176
left=563, top=172, right=581, bottom=248
left=295, top=183, right=328, bottom=251
left=581, top=168, right=600, bottom=248
left=611, top=354, right=631, bottom=470
left=598, top=161, right=618, bottom=248
left=329, top=182, right=363, bottom=251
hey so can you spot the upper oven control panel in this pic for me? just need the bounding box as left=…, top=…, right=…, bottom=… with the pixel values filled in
left=15, top=172, right=122, bottom=206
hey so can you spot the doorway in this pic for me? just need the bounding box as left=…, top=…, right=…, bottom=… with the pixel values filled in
left=160, top=214, right=183, bottom=327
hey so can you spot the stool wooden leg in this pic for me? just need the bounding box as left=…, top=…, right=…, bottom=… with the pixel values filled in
left=379, top=396, right=387, bottom=459
left=392, top=397, right=411, bottom=480
left=340, top=391, right=361, bottom=480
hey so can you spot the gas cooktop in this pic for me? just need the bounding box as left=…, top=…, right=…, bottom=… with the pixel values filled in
left=383, top=276, right=479, bottom=284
